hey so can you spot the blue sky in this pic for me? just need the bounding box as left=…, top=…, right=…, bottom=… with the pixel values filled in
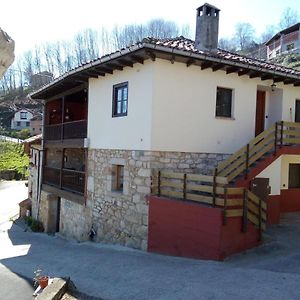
left=2, top=0, right=300, bottom=55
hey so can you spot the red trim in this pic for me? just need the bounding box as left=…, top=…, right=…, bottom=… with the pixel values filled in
left=281, top=189, right=300, bottom=212
left=236, top=146, right=300, bottom=188
left=147, top=196, right=260, bottom=261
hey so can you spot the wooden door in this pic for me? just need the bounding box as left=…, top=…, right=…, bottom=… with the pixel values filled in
left=255, top=91, right=266, bottom=136
left=295, top=100, right=300, bottom=122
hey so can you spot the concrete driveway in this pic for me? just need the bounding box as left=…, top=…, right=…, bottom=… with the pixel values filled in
left=0, top=180, right=28, bottom=224
left=1, top=216, right=300, bottom=300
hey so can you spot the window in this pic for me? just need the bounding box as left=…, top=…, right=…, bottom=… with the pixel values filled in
left=26, top=122, right=30, bottom=127
left=111, top=165, right=124, bottom=192
left=16, top=121, right=21, bottom=126
left=20, top=112, right=27, bottom=119
left=287, top=43, right=294, bottom=51
left=216, top=87, right=233, bottom=118
left=112, top=82, right=128, bottom=117
left=288, top=164, right=300, bottom=188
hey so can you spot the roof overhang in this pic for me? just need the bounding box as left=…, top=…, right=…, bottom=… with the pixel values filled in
left=31, top=43, right=300, bottom=100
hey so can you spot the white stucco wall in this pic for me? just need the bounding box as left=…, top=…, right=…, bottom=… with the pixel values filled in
left=88, top=61, right=153, bottom=150
left=256, top=155, right=300, bottom=196
left=151, top=59, right=258, bottom=153
left=87, top=58, right=300, bottom=154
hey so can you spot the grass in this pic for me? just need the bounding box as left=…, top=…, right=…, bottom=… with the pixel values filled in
left=0, top=141, right=29, bottom=178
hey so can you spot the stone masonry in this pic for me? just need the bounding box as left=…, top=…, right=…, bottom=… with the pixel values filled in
left=87, top=149, right=230, bottom=251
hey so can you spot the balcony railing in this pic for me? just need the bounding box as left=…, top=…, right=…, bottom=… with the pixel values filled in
left=44, top=120, right=87, bottom=141
left=43, top=166, right=85, bottom=195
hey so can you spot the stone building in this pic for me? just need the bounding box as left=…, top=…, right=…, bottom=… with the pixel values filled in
left=30, top=3, right=300, bottom=256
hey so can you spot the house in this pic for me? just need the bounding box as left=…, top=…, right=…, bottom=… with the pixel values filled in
left=266, top=23, right=300, bottom=60
left=10, top=108, right=33, bottom=130
left=30, top=114, right=43, bottom=135
left=30, top=3, right=300, bottom=260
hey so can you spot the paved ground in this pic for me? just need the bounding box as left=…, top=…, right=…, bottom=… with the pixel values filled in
left=1, top=180, right=300, bottom=299
left=0, top=180, right=34, bottom=298
left=0, top=180, right=28, bottom=224
left=1, top=216, right=300, bottom=300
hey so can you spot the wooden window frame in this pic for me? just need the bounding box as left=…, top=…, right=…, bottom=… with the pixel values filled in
left=112, top=82, right=128, bottom=117
left=111, top=164, right=124, bottom=192
left=215, top=87, right=233, bottom=118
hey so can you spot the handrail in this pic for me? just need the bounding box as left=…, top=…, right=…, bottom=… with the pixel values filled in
left=151, top=170, right=266, bottom=232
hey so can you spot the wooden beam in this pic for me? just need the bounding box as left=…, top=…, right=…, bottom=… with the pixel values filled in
left=96, top=67, right=113, bottom=74
left=226, top=67, right=239, bottom=74
left=212, top=64, right=223, bottom=72
left=273, top=77, right=284, bottom=83
left=106, top=63, right=123, bottom=71
left=284, top=79, right=295, bottom=85
left=146, top=51, right=156, bottom=61
left=201, top=62, right=213, bottom=70
left=170, top=54, right=175, bottom=64
left=294, top=82, right=300, bottom=86
left=261, top=74, right=273, bottom=81
left=238, top=69, right=250, bottom=76
left=118, top=59, right=134, bottom=67
left=84, top=72, right=99, bottom=79
left=88, top=69, right=105, bottom=76
left=130, top=55, right=144, bottom=64
left=186, top=59, right=195, bottom=67
left=249, top=72, right=260, bottom=78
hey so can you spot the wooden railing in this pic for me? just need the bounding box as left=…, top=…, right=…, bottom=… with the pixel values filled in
left=43, top=166, right=85, bottom=195
left=44, top=119, right=87, bottom=141
left=151, top=170, right=266, bottom=231
left=217, top=121, right=300, bottom=183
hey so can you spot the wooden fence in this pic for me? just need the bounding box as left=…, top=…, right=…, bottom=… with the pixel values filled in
left=217, top=121, right=300, bottom=182
left=151, top=170, right=266, bottom=231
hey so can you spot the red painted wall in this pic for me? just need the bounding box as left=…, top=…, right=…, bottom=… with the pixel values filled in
left=281, top=189, right=300, bottom=212
left=148, top=196, right=260, bottom=261
left=267, top=195, right=281, bottom=224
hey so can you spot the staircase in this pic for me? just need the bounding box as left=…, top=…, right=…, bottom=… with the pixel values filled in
left=151, top=121, right=300, bottom=235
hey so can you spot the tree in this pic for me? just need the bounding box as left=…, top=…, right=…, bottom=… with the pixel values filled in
left=234, top=22, right=255, bottom=51
left=259, top=25, right=277, bottom=43
left=279, top=7, right=299, bottom=30
left=218, top=37, right=237, bottom=52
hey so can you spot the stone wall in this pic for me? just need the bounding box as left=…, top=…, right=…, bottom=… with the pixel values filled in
left=87, top=149, right=229, bottom=250
left=59, top=197, right=92, bottom=241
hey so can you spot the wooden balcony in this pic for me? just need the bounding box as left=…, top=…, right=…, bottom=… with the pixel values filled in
left=44, top=119, right=87, bottom=141
left=43, top=166, right=85, bottom=195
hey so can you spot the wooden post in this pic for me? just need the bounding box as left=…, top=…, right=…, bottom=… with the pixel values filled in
left=61, top=96, right=65, bottom=141
left=242, top=189, right=248, bottom=232
left=244, top=144, right=250, bottom=179
left=280, top=120, right=284, bottom=148
left=223, top=187, right=228, bottom=225
left=212, top=168, right=217, bottom=207
left=183, top=173, right=187, bottom=200
left=258, top=195, right=262, bottom=238
left=59, top=148, right=65, bottom=189
left=274, top=122, right=278, bottom=155
left=158, top=170, right=161, bottom=197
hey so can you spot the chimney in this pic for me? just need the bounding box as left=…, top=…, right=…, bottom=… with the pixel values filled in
left=195, top=3, right=220, bottom=52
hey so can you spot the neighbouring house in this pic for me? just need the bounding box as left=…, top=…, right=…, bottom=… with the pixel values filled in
left=0, top=28, right=14, bottom=78
left=30, top=3, right=300, bottom=260
left=266, top=23, right=300, bottom=60
left=24, top=134, right=42, bottom=221
left=10, top=109, right=33, bottom=130
left=30, top=114, right=43, bottom=135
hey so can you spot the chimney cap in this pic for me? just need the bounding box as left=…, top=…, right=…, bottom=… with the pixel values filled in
left=197, top=3, right=220, bottom=12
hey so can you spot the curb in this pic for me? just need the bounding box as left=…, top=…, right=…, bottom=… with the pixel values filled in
left=36, top=277, right=69, bottom=300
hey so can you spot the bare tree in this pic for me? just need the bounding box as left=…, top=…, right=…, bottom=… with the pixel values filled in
left=279, top=7, right=299, bottom=30
left=234, top=22, right=255, bottom=51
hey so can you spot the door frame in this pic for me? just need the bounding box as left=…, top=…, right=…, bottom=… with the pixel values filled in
left=255, top=90, right=266, bottom=136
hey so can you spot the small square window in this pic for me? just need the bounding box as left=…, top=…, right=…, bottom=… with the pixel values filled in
left=112, top=82, right=128, bottom=117
left=112, top=165, right=124, bottom=192
left=216, top=87, right=233, bottom=118
left=26, top=122, right=30, bottom=127
left=16, top=121, right=21, bottom=126
left=20, top=112, right=27, bottom=119
left=287, top=43, right=294, bottom=51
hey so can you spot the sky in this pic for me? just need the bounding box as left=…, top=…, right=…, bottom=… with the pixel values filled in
left=1, top=0, right=300, bottom=56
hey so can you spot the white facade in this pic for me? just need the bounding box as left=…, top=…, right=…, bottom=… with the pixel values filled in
left=11, top=110, right=33, bottom=130
left=88, top=58, right=300, bottom=155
